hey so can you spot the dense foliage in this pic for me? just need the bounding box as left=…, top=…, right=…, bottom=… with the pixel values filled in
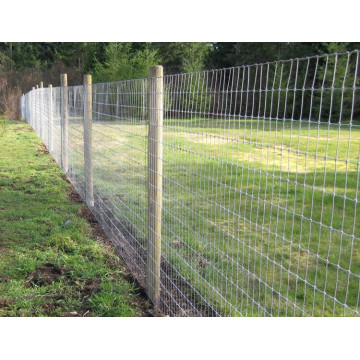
left=0, top=42, right=359, bottom=119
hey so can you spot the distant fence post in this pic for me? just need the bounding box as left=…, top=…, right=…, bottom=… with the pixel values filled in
left=19, top=95, right=23, bottom=120
left=146, top=65, right=164, bottom=309
left=31, top=87, right=35, bottom=128
left=48, top=84, right=53, bottom=153
left=142, top=78, right=146, bottom=120
left=84, top=74, right=94, bottom=207
left=35, top=85, right=39, bottom=131
left=21, top=94, right=24, bottom=120
left=40, top=82, right=44, bottom=140
left=60, top=74, right=69, bottom=174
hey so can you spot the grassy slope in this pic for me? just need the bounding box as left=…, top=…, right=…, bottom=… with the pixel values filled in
left=0, top=120, right=144, bottom=317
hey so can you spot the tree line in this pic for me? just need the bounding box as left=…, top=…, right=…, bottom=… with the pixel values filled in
left=0, top=42, right=359, bottom=119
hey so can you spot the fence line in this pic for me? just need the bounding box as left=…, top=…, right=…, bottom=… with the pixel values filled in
left=20, top=50, right=360, bottom=316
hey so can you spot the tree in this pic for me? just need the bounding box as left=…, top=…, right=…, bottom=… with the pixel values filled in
left=91, top=42, right=161, bottom=82
left=152, top=42, right=212, bottom=73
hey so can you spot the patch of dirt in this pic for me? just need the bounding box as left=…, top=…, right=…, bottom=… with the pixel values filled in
left=36, top=151, right=48, bottom=156
left=81, top=278, right=101, bottom=298
left=0, top=299, right=15, bottom=308
left=41, top=303, right=57, bottom=313
left=0, top=276, right=11, bottom=283
left=121, top=271, right=152, bottom=311
left=34, top=294, right=67, bottom=316
left=65, top=178, right=83, bottom=204
left=0, top=246, right=8, bottom=253
left=36, top=143, right=49, bottom=156
left=25, top=263, right=63, bottom=288
left=78, top=205, right=109, bottom=241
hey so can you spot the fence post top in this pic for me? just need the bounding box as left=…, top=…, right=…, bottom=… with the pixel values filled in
left=48, top=84, right=52, bottom=88
left=149, top=65, right=163, bottom=77
left=60, top=74, right=68, bottom=86
left=40, top=81, right=43, bottom=88
left=84, top=74, right=92, bottom=85
left=36, top=85, right=39, bottom=89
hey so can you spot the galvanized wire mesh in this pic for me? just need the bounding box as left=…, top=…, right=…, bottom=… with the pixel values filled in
left=21, top=50, right=360, bottom=316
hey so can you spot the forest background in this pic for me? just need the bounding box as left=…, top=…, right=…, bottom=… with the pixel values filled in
left=1, top=42, right=359, bottom=119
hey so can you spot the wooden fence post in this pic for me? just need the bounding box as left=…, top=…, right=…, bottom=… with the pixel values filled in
left=60, top=74, right=69, bottom=174
left=48, top=84, right=53, bottom=153
left=40, top=82, right=44, bottom=140
left=142, top=78, right=146, bottom=120
left=30, top=87, right=35, bottom=128
left=35, top=85, right=39, bottom=131
left=21, top=94, right=24, bottom=120
left=84, top=74, right=94, bottom=207
left=146, top=65, right=163, bottom=309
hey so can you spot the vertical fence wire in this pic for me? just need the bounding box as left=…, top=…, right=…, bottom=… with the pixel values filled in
left=21, top=50, right=360, bottom=316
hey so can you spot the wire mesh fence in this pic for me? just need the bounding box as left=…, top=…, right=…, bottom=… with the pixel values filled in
left=20, top=50, right=360, bottom=316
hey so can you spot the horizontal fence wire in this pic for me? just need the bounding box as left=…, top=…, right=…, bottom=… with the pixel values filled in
left=20, top=50, right=360, bottom=316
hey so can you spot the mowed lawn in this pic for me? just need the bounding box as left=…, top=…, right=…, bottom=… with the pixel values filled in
left=66, top=116, right=360, bottom=316
left=0, top=119, right=145, bottom=317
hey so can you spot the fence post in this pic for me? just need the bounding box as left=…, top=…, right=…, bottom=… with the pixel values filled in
left=146, top=65, right=163, bottom=309
left=142, top=79, right=146, bottom=120
left=19, top=95, right=22, bottom=119
left=40, top=82, right=44, bottom=141
left=84, top=74, right=94, bottom=208
left=19, top=95, right=22, bottom=120
left=48, top=84, right=53, bottom=153
left=35, top=85, right=39, bottom=131
left=60, top=74, right=69, bottom=174
left=31, top=87, right=35, bottom=127
left=21, top=94, right=24, bottom=120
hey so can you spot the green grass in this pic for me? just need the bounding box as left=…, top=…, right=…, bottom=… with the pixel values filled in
left=0, top=120, right=144, bottom=317
left=66, top=116, right=360, bottom=317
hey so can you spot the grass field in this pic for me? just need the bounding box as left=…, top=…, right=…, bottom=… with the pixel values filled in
left=0, top=120, right=145, bottom=317
left=64, top=115, right=360, bottom=316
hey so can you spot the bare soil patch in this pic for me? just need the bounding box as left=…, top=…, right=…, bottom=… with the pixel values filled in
left=0, top=276, right=11, bottom=283
left=35, top=142, right=49, bottom=156
left=25, top=263, right=63, bottom=288
left=0, top=299, right=15, bottom=308
left=81, top=278, right=101, bottom=298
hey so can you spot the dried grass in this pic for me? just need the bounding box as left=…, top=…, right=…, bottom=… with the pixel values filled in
left=0, top=87, right=22, bottom=120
